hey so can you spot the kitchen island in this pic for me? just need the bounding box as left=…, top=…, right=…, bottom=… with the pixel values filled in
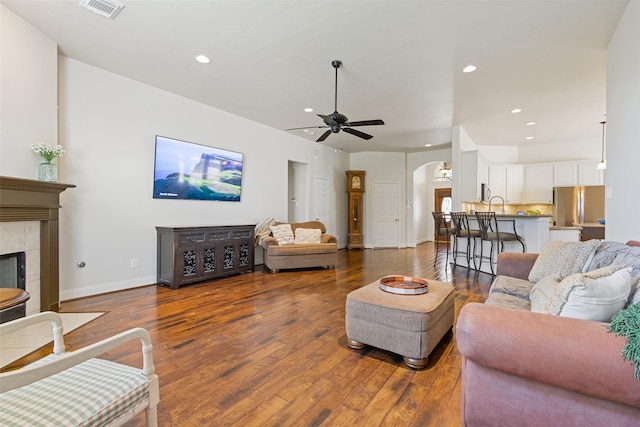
left=574, top=222, right=605, bottom=241
left=453, top=214, right=552, bottom=274
left=549, top=225, right=582, bottom=242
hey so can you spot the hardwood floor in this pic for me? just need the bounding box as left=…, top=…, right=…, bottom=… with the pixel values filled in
left=5, top=243, right=494, bottom=426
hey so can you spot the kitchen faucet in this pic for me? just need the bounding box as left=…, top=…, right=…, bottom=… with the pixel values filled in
left=488, top=195, right=506, bottom=214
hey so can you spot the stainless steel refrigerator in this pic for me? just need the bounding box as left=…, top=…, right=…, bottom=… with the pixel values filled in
left=553, top=185, right=605, bottom=239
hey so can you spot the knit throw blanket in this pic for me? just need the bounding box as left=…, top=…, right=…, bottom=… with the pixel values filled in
left=608, top=302, right=640, bottom=380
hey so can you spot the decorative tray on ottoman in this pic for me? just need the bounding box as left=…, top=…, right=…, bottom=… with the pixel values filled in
left=379, top=275, right=429, bottom=295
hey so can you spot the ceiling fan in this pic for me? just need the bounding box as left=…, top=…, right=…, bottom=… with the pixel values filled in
left=286, top=60, right=385, bottom=142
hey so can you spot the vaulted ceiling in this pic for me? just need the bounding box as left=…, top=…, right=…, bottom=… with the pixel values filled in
left=2, top=0, right=627, bottom=153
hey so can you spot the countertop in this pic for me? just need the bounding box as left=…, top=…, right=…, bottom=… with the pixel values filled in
left=574, top=222, right=606, bottom=228
left=482, top=214, right=552, bottom=219
left=549, top=226, right=582, bottom=230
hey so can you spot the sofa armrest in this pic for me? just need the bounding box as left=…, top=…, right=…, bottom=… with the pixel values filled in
left=322, top=234, right=337, bottom=244
left=495, top=252, right=538, bottom=280
left=456, top=303, right=640, bottom=409
left=261, top=236, right=279, bottom=249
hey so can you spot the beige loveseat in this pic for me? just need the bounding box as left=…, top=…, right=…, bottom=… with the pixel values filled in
left=261, top=221, right=337, bottom=273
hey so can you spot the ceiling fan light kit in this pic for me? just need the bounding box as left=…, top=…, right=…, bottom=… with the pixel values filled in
left=286, top=60, right=385, bottom=143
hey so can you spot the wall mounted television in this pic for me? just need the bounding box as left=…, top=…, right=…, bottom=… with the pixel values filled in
left=153, top=135, right=244, bottom=202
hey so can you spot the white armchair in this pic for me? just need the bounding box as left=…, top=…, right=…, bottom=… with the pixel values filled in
left=0, top=311, right=159, bottom=427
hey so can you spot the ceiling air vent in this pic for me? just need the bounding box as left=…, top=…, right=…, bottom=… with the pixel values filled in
left=79, top=0, right=125, bottom=20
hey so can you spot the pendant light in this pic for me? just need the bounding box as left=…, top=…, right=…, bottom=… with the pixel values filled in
left=597, top=121, right=607, bottom=170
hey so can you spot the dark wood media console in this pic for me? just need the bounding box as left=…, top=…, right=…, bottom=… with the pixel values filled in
left=156, top=225, right=255, bottom=289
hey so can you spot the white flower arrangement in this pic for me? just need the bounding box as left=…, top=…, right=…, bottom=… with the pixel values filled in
left=31, top=142, right=65, bottom=163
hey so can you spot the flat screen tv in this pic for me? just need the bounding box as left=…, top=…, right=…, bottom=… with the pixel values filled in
left=153, top=135, right=244, bottom=202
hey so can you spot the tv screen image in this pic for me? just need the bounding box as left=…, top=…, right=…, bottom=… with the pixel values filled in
left=153, top=136, right=244, bottom=202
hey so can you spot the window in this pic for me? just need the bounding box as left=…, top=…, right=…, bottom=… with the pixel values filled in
left=434, top=162, right=452, bottom=182
left=441, top=197, right=452, bottom=224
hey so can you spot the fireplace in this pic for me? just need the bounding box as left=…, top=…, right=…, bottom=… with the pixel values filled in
left=0, top=251, right=28, bottom=322
left=0, top=252, right=26, bottom=290
left=0, top=176, right=74, bottom=312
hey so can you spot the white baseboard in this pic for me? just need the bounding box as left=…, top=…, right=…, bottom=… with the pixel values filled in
left=60, top=276, right=156, bottom=301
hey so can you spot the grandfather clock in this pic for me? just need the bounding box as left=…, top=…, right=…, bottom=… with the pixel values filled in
left=346, top=170, right=365, bottom=250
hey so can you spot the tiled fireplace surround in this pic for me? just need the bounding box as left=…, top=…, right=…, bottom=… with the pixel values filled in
left=0, top=176, right=74, bottom=313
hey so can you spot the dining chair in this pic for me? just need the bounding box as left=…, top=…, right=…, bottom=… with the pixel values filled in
left=450, top=212, right=481, bottom=270
left=432, top=211, right=455, bottom=267
left=474, top=211, right=525, bottom=275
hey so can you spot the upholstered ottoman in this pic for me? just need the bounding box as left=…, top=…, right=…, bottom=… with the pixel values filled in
left=345, top=278, right=455, bottom=369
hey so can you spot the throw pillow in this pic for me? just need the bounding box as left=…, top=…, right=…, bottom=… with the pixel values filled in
left=530, top=273, right=562, bottom=313
left=294, top=228, right=322, bottom=244
left=528, top=239, right=601, bottom=282
left=543, top=265, right=632, bottom=322
left=270, top=224, right=294, bottom=245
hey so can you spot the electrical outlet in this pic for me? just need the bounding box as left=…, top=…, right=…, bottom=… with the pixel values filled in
left=130, top=258, right=138, bottom=268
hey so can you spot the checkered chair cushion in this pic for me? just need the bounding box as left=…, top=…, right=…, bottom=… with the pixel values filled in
left=0, top=357, right=149, bottom=426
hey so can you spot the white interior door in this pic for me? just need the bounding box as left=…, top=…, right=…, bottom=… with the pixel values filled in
left=288, top=161, right=308, bottom=223
left=314, top=177, right=330, bottom=226
left=373, top=182, right=400, bottom=247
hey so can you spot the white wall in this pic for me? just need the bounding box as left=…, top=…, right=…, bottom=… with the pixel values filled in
left=480, top=146, right=519, bottom=165
left=55, top=56, right=349, bottom=299
left=606, top=1, right=640, bottom=242
left=407, top=148, right=452, bottom=246
left=0, top=5, right=57, bottom=177
left=413, top=164, right=430, bottom=244
left=350, top=151, right=407, bottom=248
left=287, top=161, right=308, bottom=223
left=413, top=162, right=452, bottom=244
left=451, top=126, right=472, bottom=209
left=1, top=7, right=349, bottom=302
left=518, top=138, right=600, bottom=164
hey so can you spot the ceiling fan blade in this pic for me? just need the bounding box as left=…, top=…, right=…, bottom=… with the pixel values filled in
left=286, top=125, right=329, bottom=131
left=317, top=113, right=337, bottom=126
left=345, top=119, right=385, bottom=127
left=316, top=130, right=332, bottom=142
left=343, top=127, right=373, bottom=140
left=285, top=61, right=384, bottom=141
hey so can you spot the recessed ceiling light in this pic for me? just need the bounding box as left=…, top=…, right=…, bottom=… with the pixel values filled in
left=304, top=107, right=314, bottom=113
left=525, top=121, right=536, bottom=126
left=511, top=108, right=522, bottom=113
left=462, top=65, right=477, bottom=73
left=424, top=144, right=432, bottom=147
left=195, top=54, right=210, bottom=64
left=525, top=136, right=535, bottom=140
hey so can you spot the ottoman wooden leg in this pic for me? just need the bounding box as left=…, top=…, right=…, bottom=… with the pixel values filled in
left=347, top=338, right=366, bottom=350
left=403, top=356, right=428, bottom=370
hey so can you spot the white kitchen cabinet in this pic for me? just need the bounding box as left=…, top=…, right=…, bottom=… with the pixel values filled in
left=554, top=162, right=579, bottom=186
left=460, top=150, right=487, bottom=202
left=487, top=165, right=506, bottom=200
left=578, top=161, right=604, bottom=186
left=488, top=164, right=522, bottom=203
left=549, top=228, right=581, bottom=242
left=524, top=164, right=553, bottom=203
left=506, top=165, right=524, bottom=203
